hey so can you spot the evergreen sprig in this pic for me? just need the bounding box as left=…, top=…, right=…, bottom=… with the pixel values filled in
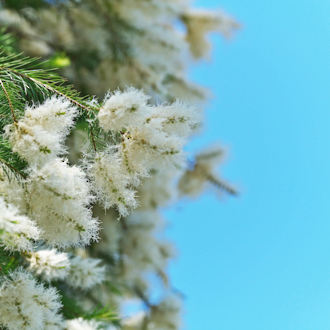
left=0, top=51, right=108, bottom=178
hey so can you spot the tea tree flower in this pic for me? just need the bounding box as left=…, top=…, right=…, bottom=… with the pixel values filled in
left=0, top=197, right=40, bottom=252
left=25, top=159, right=99, bottom=248
left=4, top=97, right=77, bottom=166
left=65, top=255, right=106, bottom=290
left=0, top=269, right=63, bottom=330
left=27, top=249, right=70, bottom=281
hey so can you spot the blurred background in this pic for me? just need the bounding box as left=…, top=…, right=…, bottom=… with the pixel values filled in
left=166, top=0, right=330, bottom=329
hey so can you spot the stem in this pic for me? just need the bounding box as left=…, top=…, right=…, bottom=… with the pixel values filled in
left=0, top=157, right=27, bottom=179
left=87, top=114, right=97, bottom=152
left=206, top=174, right=237, bottom=196
left=0, top=78, right=17, bottom=123
left=4, top=68, right=92, bottom=111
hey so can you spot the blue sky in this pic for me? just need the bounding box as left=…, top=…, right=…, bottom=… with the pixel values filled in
left=165, top=1, right=330, bottom=329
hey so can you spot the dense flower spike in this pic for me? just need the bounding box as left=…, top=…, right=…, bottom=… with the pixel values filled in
left=4, top=97, right=77, bottom=165
left=0, top=197, right=40, bottom=252
left=65, top=255, right=106, bottom=290
left=25, top=159, right=99, bottom=248
left=91, top=88, right=198, bottom=216
left=121, top=125, right=186, bottom=173
left=26, top=249, right=70, bottom=281
left=0, top=268, right=63, bottom=330
left=98, top=87, right=151, bottom=132
left=154, top=102, right=200, bottom=137
left=85, top=150, right=140, bottom=217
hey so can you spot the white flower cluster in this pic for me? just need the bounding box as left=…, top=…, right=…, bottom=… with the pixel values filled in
left=5, top=96, right=77, bottom=165
left=87, top=88, right=199, bottom=217
left=25, top=159, right=98, bottom=248
left=27, top=249, right=70, bottom=281
left=2, top=97, right=99, bottom=248
left=26, top=249, right=106, bottom=290
left=65, top=255, right=106, bottom=290
left=0, top=268, right=63, bottom=330
left=0, top=196, right=40, bottom=252
left=98, top=88, right=151, bottom=132
left=86, top=150, right=139, bottom=217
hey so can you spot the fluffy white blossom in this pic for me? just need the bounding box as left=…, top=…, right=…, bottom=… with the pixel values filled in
left=122, top=125, right=186, bottom=173
left=97, top=88, right=197, bottom=172
left=147, top=100, right=200, bottom=137
left=0, top=268, right=63, bottom=330
left=98, top=88, right=151, bottom=132
left=86, top=150, right=140, bottom=217
left=65, top=318, right=101, bottom=330
left=90, top=87, right=196, bottom=216
left=25, top=159, right=99, bottom=248
left=27, top=249, right=70, bottom=281
left=183, top=9, right=240, bottom=59
left=0, top=197, right=40, bottom=252
left=4, top=96, right=77, bottom=165
left=65, top=255, right=106, bottom=290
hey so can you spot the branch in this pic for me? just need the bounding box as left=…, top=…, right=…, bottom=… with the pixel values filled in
left=0, top=78, right=17, bottom=123
left=206, top=174, right=238, bottom=196
left=2, top=67, right=93, bottom=111
left=0, top=157, right=27, bottom=179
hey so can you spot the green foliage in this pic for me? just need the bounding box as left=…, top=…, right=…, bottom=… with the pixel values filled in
left=1, top=0, right=51, bottom=10
left=0, top=28, right=17, bottom=55
left=0, top=51, right=110, bottom=178
left=85, top=304, right=120, bottom=326
left=60, top=290, right=88, bottom=320
left=43, top=52, right=71, bottom=70
left=0, top=246, right=21, bottom=275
